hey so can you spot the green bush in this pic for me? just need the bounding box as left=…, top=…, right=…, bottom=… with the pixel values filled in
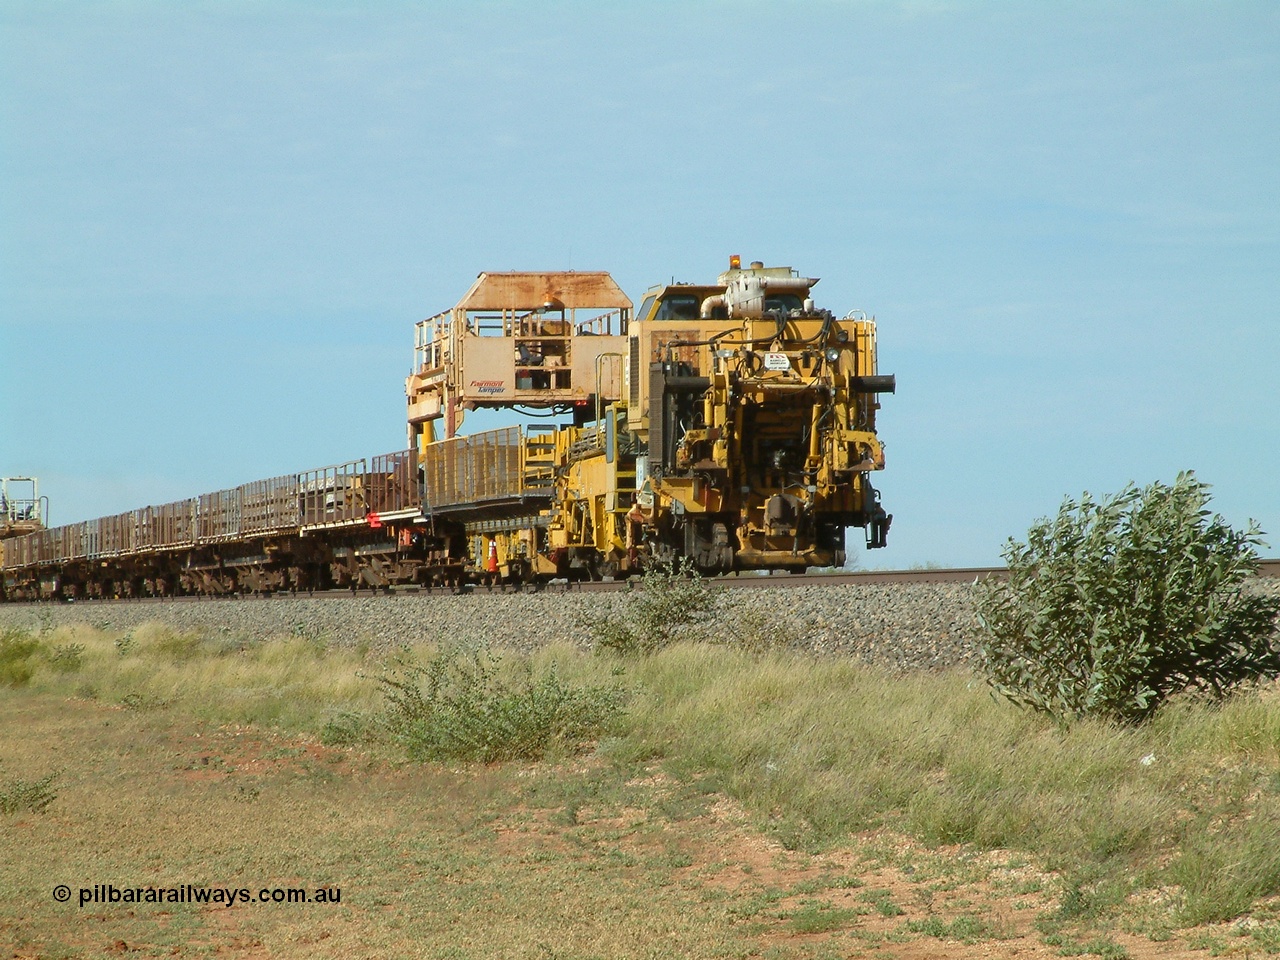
left=149, top=629, right=204, bottom=663
left=0, top=628, right=41, bottom=687
left=44, top=643, right=85, bottom=673
left=592, top=558, right=713, bottom=655
left=976, top=472, right=1280, bottom=724
left=320, top=711, right=371, bottom=746
left=379, top=645, right=624, bottom=763
left=0, top=772, right=57, bottom=814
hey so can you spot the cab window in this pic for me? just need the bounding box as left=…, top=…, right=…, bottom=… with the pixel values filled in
left=655, top=295, right=700, bottom=321
left=635, top=294, right=657, bottom=324
left=765, top=294, right=804, bottom=315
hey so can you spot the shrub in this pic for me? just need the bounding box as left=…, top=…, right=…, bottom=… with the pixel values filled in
left=379, top=645, right=624, bottom=762
left=149, top=628, right=204, bottom=663
left=976, top=472, right=1280, bottom=724
left=0, top=773, right=57, bottom=814
left=320, top=711, right=370, bottom=746
left=592, top=558, right=713, bottom=656
left=0, top=628, right=41, bottom=687
left=44, top=643, right=85, bottom=673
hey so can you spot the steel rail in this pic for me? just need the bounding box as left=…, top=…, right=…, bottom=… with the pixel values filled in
left=12, top=558, right=1278, bottom=604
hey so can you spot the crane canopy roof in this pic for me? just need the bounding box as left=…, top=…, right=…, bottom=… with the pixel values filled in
left=456, top=271, right=632, bottom=312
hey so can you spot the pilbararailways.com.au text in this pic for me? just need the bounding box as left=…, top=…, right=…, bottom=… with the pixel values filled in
left=59, top=884, right=341, bottom=907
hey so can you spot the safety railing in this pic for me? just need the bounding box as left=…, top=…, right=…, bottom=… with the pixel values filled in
left=422, top=426, right=541, bottom=512
left=1, top=449, right=425, bottom=571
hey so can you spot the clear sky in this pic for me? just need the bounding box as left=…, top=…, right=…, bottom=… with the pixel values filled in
left=2, top=1, right=1277, bottom=569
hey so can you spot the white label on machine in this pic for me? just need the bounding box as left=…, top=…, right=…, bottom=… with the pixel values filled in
left=764, top=352, right=791, bottom=371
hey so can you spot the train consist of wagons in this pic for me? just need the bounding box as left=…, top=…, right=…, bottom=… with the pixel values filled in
left=1, top=259, right=895, bottom=601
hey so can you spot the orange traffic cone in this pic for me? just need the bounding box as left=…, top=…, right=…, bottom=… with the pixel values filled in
left=486, top=539, right=499, bottom=574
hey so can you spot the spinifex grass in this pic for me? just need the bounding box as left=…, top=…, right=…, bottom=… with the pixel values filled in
left=5, top=620, right=1280, bottom=938
left=610, top=644, right=1280, bottom=927
left=7, top=621, right=383, bottom=732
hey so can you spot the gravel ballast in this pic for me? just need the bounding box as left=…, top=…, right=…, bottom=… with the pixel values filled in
left=4, top=577, right=1276, bottom=672
left=0, top=582, right=981, bottom=670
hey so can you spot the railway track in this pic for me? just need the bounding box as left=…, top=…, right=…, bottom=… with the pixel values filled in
left=739, top=557, right=1280, bottom=588
left=16, top=558, right=1280, bottom=604
left=567, top=558, right=1280, bottom=592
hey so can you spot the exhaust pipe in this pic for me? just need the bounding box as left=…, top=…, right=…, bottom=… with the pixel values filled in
left=850, top=374, right=896, bottom=394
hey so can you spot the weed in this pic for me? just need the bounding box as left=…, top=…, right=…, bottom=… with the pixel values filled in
left=858, top=888, right=904, bottom=917
left=592, top=559, right=713, bottom=656
left=831, top=875, right=865, bottom=890
left=788, top=878, right=829, bottom=896
left=119, top=692, right=172, bottom=711
left=787, top=901, right=861, bottom=934
left=44, top=643, right=85, bottom=673
left=149, top=629, right=204, bottom=663
left=550, top=803, right=581, bottom=827
left=1055, top=871, right=1133, bottom=923
left=906, top=914, right=992, bottom=943
left=1166, top=804, right=1280, bottom=924
left=0, top=772, right=57, bottom=814
left=730, top=888, right=786, bottom=919
left=1185, top=932, right=1229, bottom=955
left=291, top=620, right=327, bottom=651
left=848, top=927, right=885, bottom=945
left=0, top=628, right=40, bottom=686
left=262, top=745, right=304, bottom=760
left=657, top=850, right=694, bottom=869
left=1054, top=935, right=1132, bottom=958
left=1247, top=922, right=1280, bottom=953
left=1011, top=878, right=1047, bottom=895
left=320, top=711, right=370, bottom=746
left=379, top=645, right=625, bottom=763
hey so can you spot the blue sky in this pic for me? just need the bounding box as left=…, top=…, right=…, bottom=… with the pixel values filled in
left=2, top=1, right=1277, bottom=568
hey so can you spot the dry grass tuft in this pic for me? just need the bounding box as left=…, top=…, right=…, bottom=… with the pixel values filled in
left=3, top=620, right=1280, bottom=955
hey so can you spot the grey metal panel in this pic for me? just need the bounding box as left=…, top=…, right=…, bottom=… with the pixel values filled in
left=241, top=476, right=300, bottom=535
left=298, top=460, right=366, bottom=527
left=84, top=518, right=101, bottom=559
left=198, top=489, right=242, bottom=542
left=366, top=450, right=418, bottom=516
left=422, top=427, right=523, bottom=509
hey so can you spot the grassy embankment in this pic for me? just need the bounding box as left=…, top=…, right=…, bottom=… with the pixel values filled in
left=2, top=616, right=1280, bottom=958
